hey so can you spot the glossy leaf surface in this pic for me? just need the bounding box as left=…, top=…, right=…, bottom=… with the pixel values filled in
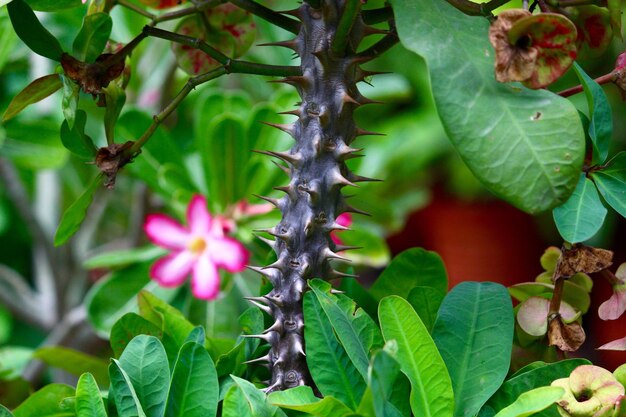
left=432, top=282, right=514, bottom=417
left=379, top=296, right=454, bottom=417
left=391, top=0, right=584, bottom=213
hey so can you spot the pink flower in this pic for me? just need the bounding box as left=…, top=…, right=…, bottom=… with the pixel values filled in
left=144, top=195, right=249, bottom=300
left=599, top=263, right=626, bottom=321
left=331, top=213, right=352, bottom=245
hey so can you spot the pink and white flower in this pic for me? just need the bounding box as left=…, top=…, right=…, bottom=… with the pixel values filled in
left=144, top=195, right=249, bottom=300
left=599, top=263, right=626, bottom=321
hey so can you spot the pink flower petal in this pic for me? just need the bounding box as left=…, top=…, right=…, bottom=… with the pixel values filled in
left=187, top=195, right=212, bottom=236
left=150, top=251, right=195, bottom=287
left=191, top=254, right=220, bottom=300
left=598, top=286, right=626, bottom=320
left=337, top=213, right=353, bottom=228
left=598, top=336, right=626, bottom=351
left=144, top=214, right=189, bottom=250
left=210, top=237, right=249, bottom=272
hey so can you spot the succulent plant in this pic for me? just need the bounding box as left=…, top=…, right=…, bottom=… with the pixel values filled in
left=245, top=0, right=382, bottom=391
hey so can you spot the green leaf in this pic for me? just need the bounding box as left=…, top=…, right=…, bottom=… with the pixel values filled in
left=572, top=63, right=612, bottom=164
left=60, top=110, right=98, bottom=159
left=303, top=291, right=366, bottom=409
left=73, top=12, right=111, bottom=62
left=60, top=74, right=80, bottom=130
left=109, top=359, right=147, bottom=417
left=76, top=373, right=107, bottom=417
left=363, top=343, right=410, bottom=417
left=25, top=0, right=82, bottom=11
left=34, top=346, right=110, bottom=386
left=222, top=385, right=252, bottom=417
left=86, top=263, right=177, bottom=336
left=230, top=376, right=284, bottom=417
left=54, top=175, right=101, bottom=246
left=370, top=248, right=448, bottom=300
left=110, top=313, right=164, bottom=358
left=406, top=286, right=445, bottom=333
left=493, top=386, right=564, bottom=417
left=431, top=282, right=514, bottom=417
left=13, top=384, right=75, bottom=417
left=0, top=346, right=33, bottom=379
left=7, top=0, right=63, bottom=60
left=84, top=246, right=165, bottom=270
left=2, top=74, right=62, bottom=122
left=553, top=174, right=607, bottom=243
left=0, top=404, right=14, bottom=417
left=137, top=291, right=195, bottom=348
left=310, top=279, right=383, bottom=381
left=165, top=342, right=218, bottom=417
left=390, top=0, right=584, bottom=213
left=269, top=386, right=353, bottom=417
left=378, top=296, right=454, bottom=417
left=119, top=335, right=169, bottom=417
left=485, top=358, right=591, bottom=413
left=591, top=151, right=626, bottom=218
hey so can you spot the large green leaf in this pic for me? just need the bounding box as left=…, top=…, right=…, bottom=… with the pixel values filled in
left=2, top=119, right=68, bottom=169
left=54, top=175, right=102, bottom=246
left=2, top=74, right=62, bottom=122
left=485, top=358, right=591, bottom=413
left=119, top=336, right=169, bottom=417
left=591, top=151, right=626, bottom=218
left=72, top=12, right=112, bottom=62
left=553, top=174, right=607, bottom=243
left=360, top=343, right=410, bottom=417
left=572, top=63, right=612, bottom=164
left=222, top=385, right=252, bottom=417
left=390, top=0, right=584, bottom=213
left=303, top=291, right=365, bottom=409
left=0, top=405, right=14, bottom=417
left=310, top=279, right=383, bottom=380
left=109, top=359, right=147, bottom=417
left=13, top=384, right=75, bottom=417
left=76, top=373, right=107, bottom=417
left=25, top=0, right=82, bottom=11
left=34, top=346, right=110, bottom=386
left=432, top=282, right=514, bottom=417
left=268, top=386, right=353, bottom=417
left=378, top=296, right=454, bottom=417
left=164, top=342, right=218, bottom=417
left=137, top=291, right=196, bottom=348
left=229, top=376, right=286, bottom=417
left=493, top=386, right=564, bottom=417
left=370, top=248, right=448, bottom=300
left=7, top=0, right=64, bottom=61
left=60, top=110, right=98, bottom=160
left=406, top=286, right=445, bottom=333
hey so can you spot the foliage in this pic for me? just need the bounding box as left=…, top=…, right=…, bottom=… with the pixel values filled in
left=0, top=0, right=625, bottom=415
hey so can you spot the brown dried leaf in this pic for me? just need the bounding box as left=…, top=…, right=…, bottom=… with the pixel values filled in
left=61, top=53, right=125, bottom=96
left=489, top=9, right=538, bottom=83
left=95, top=141, right=135, bottom=188
left=548, top=315, right=586, bottom=351
left=556, top=244, right=613, bottom=277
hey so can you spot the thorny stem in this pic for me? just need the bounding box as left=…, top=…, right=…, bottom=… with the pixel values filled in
left=558, top=72, right=616, bottom=97
left=229, top=0, right=301, bottom=34
left=332, top=0, right=363, bottom=56
left=446, top=0, right=509, bottom=16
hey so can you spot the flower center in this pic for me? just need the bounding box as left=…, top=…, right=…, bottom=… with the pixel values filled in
left=188, top=237, right=207, bottom=253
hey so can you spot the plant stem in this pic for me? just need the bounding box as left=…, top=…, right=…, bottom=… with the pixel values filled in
left=446, top=0, right=510, bottom=15
left=229, top=0, right=300, bottom=34
left=117, top=0, right=156, bottom=20
left=557, top=72, right=616, bottom=97
left=332, top=0, right=363, bottom=56
left=358, top=31, right=398, bottom=58
left=152, top=0, right=221, bottom=24
left=362, top=7, right=393, bottom=25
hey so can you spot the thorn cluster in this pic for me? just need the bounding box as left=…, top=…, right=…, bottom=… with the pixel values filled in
left=248, top=0, right=383, bottom=392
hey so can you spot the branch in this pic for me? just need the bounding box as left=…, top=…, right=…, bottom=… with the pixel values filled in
left=446, top=0, right=509, bottom=16
left=557, top=72, right=616, bottom=98
left=332, top=0, right=363, bottom=56
left=229, top=0, right=300, bottom=34
left=0, top=265, right=50, bottom=329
